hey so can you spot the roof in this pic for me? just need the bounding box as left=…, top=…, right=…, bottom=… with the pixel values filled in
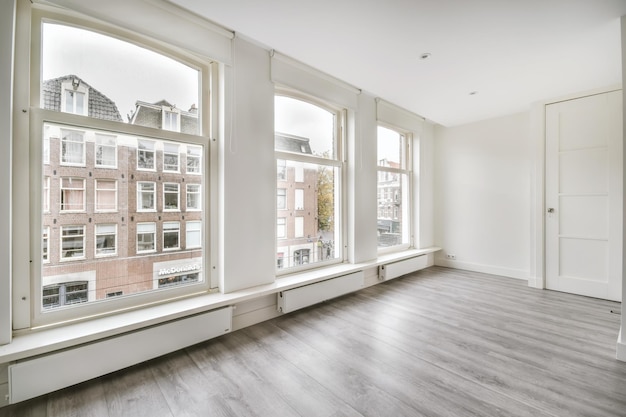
left=130, top=100, right=198, bottom=134
left=42, top=75, right=123, bottom=122
left=275, top=133, right=312, bottom=154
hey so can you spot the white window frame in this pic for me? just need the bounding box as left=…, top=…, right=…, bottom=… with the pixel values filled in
left=274, top=91, right=346, bottom=275
left=60, top=129, right=86, bottom=166
left=60, top=79, right=89, bottom=116
left=95, top=134, right=117, bottom=168
left=186, top=145, right=202, bottom=174
left=163, top=182, right=180, bottom=211
left=95, top=179, right=118, bottom=212
left=162, top=107, right=181, bottom=132
left=137, top=139, right=156, bottom=171
left=163, top=142, right=180, bottom=172
left=186, top=220, right=201, bottom=249
left=60, top=177, right=86, bottom=212
left=186, top=183, right=201, bottom=211
left=277, top=217, right=286, bottom=239
left=294, top=216, right=304, bottom=238
left=12, top=7, right=216, bottom=329
left=60, top=225, right=86, bottom=261
left=376, top=124, right=413, bottom=253
left=137, top=222, right=157, bottom=254
left=95, top=224, right=117, bottom=257
left=137, top=181, right=156, bottom=212
left=42, top=226, right=49, bottom=263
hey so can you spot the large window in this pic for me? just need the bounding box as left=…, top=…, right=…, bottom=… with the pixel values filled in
left=377, top=126, right=411, bottom=250
left=275, top=94, right=343, bottom=272
left=28, top=16, right=209, bottom=326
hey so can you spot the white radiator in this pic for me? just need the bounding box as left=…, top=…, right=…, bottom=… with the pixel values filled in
left=379, top=255, right=428, bottom=281
left=277, top=271, right=364, bottom=313
left=8, top=306, right=232, bottom=404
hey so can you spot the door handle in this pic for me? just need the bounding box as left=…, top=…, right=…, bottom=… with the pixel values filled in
left=547, top=208, right=555, bottom=213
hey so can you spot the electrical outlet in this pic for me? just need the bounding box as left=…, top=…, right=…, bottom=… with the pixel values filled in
left=446, top=254, right=456, bottom=260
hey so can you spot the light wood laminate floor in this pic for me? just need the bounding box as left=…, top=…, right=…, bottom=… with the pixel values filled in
left=1, top=267, right=625, bottom=417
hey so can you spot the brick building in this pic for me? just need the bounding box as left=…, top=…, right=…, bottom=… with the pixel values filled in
left=41, top=76, right=203, bottom=308
left=275, top=133, right=324, bottom=269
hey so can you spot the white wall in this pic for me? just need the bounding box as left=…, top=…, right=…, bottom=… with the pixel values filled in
left=0, top=0, right=15, bottom=345
left=434, top=112, right=532, bottom=279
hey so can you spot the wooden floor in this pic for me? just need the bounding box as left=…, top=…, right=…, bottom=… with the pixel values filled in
left=2, top=266, right=625, bottom=417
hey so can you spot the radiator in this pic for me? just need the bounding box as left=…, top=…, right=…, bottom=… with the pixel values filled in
left=8, top=306, right=232, bottom=404
left=379, top=255, right=428, bottom=281
left=277, top=271, right=364, bottom=313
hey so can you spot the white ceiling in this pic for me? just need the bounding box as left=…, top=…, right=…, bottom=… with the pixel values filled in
left=169, top=0, right=626, bottom=126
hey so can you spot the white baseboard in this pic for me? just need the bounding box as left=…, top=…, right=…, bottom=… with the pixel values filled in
left=617, top=329, right=626, bottom=362
left=435, top=258, right=530, bottom=281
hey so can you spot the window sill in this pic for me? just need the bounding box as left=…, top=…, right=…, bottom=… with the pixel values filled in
left=0, top=246, right=440, bottom=364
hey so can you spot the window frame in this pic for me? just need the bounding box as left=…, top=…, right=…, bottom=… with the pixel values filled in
left=186, top=183, right=201, bottom=211
left=95, top=179, right=118, bottom=212
left=60, top=128, right=86, bottom=166
left=60, top=177, right=86, bottom=212
left=163, top=221, right=181, bottom=251
left=60, top=225, right=86, bottom=261
left=137, top=181, right=157, bottom=212
left=95, top=223, right=117, bottom=257
left=376, top=124, right=413, bottom=253
left=95, top=133, right=117, bottom=168
left=14, top=7, right=216, bottom=329
left=136, top=222, right=157, bottom=254
left=163, top=182, right=180, bottom=211
left=274, top=90, right=346, bottom=275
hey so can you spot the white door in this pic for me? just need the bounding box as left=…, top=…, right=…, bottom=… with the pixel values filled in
left=545, top=90, right=622, bottom=301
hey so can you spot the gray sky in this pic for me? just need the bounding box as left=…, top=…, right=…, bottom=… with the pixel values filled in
left=43, top=23, right=199, bottom=122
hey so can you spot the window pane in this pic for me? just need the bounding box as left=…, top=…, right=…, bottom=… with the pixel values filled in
left=42, top=23, right=200, bottom=134
left=377, top=125, right=411, bottom=249
left=377, top=126, right=406, bottom=169
left=275, top=96, right=335, bottom=158
left=42, top=122, right=205, bottom=314
left=275, top=160, right=339, bottom=270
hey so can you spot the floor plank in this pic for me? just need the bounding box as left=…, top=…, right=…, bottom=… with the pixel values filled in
left=1, top=266, right=625, bottom=417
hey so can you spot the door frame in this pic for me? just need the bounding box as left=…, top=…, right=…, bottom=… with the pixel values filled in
left=530, top=84, right=622, bottom=290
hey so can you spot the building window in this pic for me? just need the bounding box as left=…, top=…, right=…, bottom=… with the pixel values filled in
left=43, top=281, right=88, bottom=309
left=28, top=17, right=208, bottom=326
left=275, top=94, right=343, bottom=271
left=158, top=273, right=199, bottom=288
left=277, top=159, right=286, bottom=180
left=137, top=222, right=156, bottom=253
left=163, top=143, right=180, bottom=172
left=293, top=249, right=310, bottom=266
left=186, top=221, right=201, bottom=248
left=60, top=225, right=85, bottom=260
left=377, top=125, right=412, bottom=250
left=60, top=129, right=85, bottom=166
left=60, top=78, right=89, bottom=116
left=95, top=224, right=117, bottom=257
left=277, top=188, right=287, bottom=210
left=294, top=216, right=304, bottom=238
left=95, top=179, right=117, bottom=212
left=163, top=183, right=180, bottom=211
left=163, top=221, right=180, bottom=250
left=186, top=145, right=202, bottom=174
left=137, top=140, right=155, bottom=170
left=60, top=177, right=85, bottom=212
left=43, top=176, right=50, bottom=213
left=137, top=182, right=156, bottom=211
left=43, top=227, right=49, bottom=263
left=277, top=218, right=286, bottom=238
left=163, top=109, right=180, bottom=132
left=95, top=134, right=117, bottom=168
left=295, top=189, right=304, bottom=210
left=186, top=184, right=201, bottom=211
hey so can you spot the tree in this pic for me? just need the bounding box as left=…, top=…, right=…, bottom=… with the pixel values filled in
left=317, top=165, right=334, bottom=232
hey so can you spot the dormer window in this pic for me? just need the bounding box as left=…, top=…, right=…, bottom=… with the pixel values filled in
left=163, top=107, right=181, bottom=132
left=61, top=79, right=89, bottom=116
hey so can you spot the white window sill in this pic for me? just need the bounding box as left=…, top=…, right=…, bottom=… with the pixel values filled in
left=0, top=247, right=440, bottom=364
